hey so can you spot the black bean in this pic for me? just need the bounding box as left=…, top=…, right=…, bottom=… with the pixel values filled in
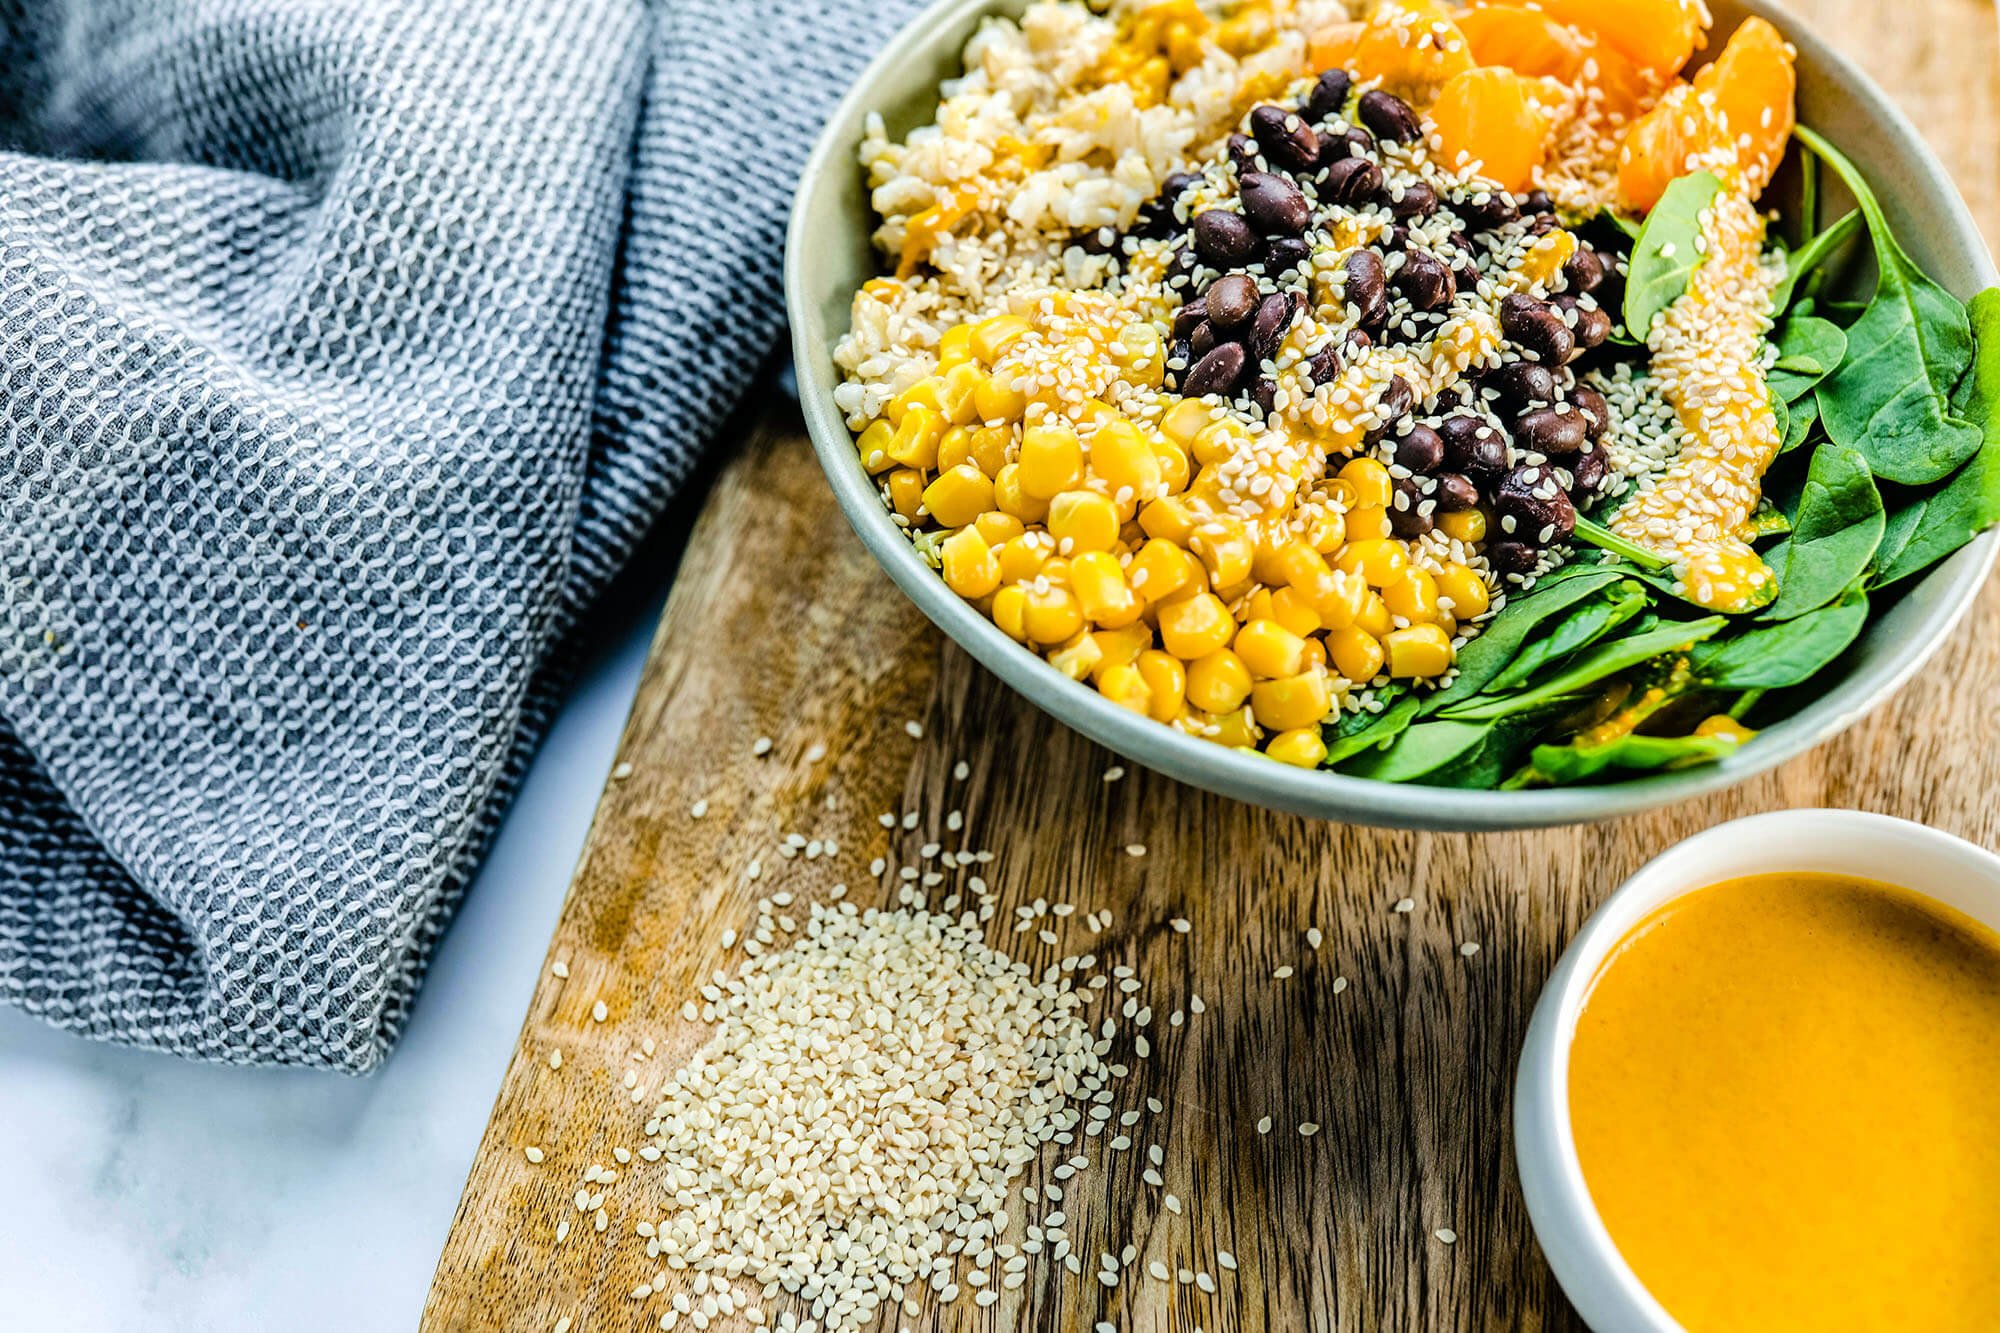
left=1484, top=360, right=1557, bottom=411
left=1552, top=295, right=1613, bottom=351
left=1488, top=539, right=1541, bottom=574
left=1133, top=172, right=1200, bottom=236
left=1357, top=89, right=1421, bottom=143
left=1302, top=68, right=1353, bottom=124
left=1250, top=377, right=1279, bottom=416
left=1228, top=133, right=1258, bottom=175
left=1519, top=189, right=1555, bottom=215
left=1570, top=385, right=1610, bottom=441
left=1384, top=224, right=1412, bottom=253
left=1249, top=104, right=1319, bottom=173
left=1205, top=274, right=1259, bottom=329
left=1393, top=250, right=1455, bottom=312
left=1171, top=300, right=1207, bottom=340
left=1563, top=245, right=1606, bottom=294
left=1500, top=293, right=1576, bottom=366
left=1261, top=235, right=1312, bottom=275
left=1456, top=262, right=1482, bottom=295
left=1344, top=327, right=1373, bottom=357
left=1240, top=171, right=1310, bottom=235
left=1188, top=320, right=1219, bottom=360
left=1168, top=242, right=1199, bottom=286
left=1304, top=342, right=1343, bottom=387
left=1183, top=342, right=1248, bottom=398
left=1193, top=210, right=1256, bottom=266
left=1430, top=384, right=1468, bottom=414
left=1440, top=414, right=1510, bottom=479
left=1393, top=423, right=1445, bottom=473
left=1525, top=211, right=1562, bottom=237
left=1390, top=476, right=1435, bottom=538
left=1569, top=447, right=1609, bottom=498
left=1076, top=225, right=1118, bottom=255
left=1249, top=292, right=1298, bottom=364
left=1319, top=155, right=1382, bottom=206
left=1364, top=374, right=1414, bottom=444
left=1456, top=188, right=1518, bottom=231
left=1344, top=249, right=1390, bottom=330
left=1495, top=463, right=1577, bottom=543
left=1433, top=471, right=1480, bottom=512
left=1513, top=405, right=1588, bottom=456
left=1390, top=179, right=1439, bottom=220
left=1168, top=337, right=1191, bottom=373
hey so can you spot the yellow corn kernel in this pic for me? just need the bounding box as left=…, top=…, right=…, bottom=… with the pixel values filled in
left=941, top=528, right=1002, bottom=600
left=1436, top=562, right=1490, bottom=620
left=1158, top=592, right=1235, bottom=660
left=939, top=362, right=987, bottom=425
left=1097, top=662, right=1153, bottom=714
left=937, top=322, right=977, bottom=368
left=991, top=585, right=1029, bottom=641
left=1324, top=477, right=1360, bottom=511
left=1071, top=551, right=1144, bottom=628
left=1336, top=538, right=1410, bottom=589
left=1186, top=648, right=1254, bottom=713
left=973, top=510, right=1025, bottom=546
left=1136, top=649, right=1187, bottom=723
left=1138, top=494, right=1197, bottom=545
left=1110, top=321, right=1167, bottom=390
left=887, top=403, right=945, bottom=470
left=1269, top=586, right=1323, bottom=637
left=1192, top=518, right=1253, bottom=590
left=1206, top=705, right=1262, bottom=749
left=993, top=463, right=1050, bottom=523
left=1150, top=435, right=1191, bottom=496
left=1302, top=505, right=1347, bottom=554
left=1383, top=567, right=1440, bottom=625
left=1252, top=668, right=1333, bottom=731
left=1301, top=635, right=1328, bottom=670
left=1127, top=538, right=1194, bottom=604
left=923, top=464, right=995, bottom=529
left=937, top=424, right=975, bottom=472
left=1243, top=588, right=1279, bottom=623
left=1266, top=727, right=1329, bottom=768
left=1089, top=419, right=1164, bottom=499
left=1048, top=632, right=1105, bottom=681
left=886, top=467, right=927, bottom=521
left=1090, top=623, right=1153, bottom=674
left=1274, top=541, right=1331, bottom=591
left=856, top=419, right=896, bottom=474
left=994, top=534, right=1050, bottom=584
left=1694, top=715, right=1757, bottom=743
left=886, top=379, right=945, bottom=426
left=1023, top=584, right=1084, bottom=645
left=1235, top=618, right=1308, bottom=679
left=972, top=373, right=1028, bottom=425
left=1019, top=422, right=1084, bottom=499
left=1158, top=547, right=1212, bottom=605
left=1384, top=624, right=1454, bottom=678
left=1193, top=417, right=1251, bottom=467
left=1328, top=625, right=1386, bottom=681
left=1338, top=456, right=1394, bottom=509
left=970, top=314, right=1031, bottom=364
left=1344, top=505, right=1393, bottom=542
left=1039, top=556, right=1072, bottom=588
left=1048, top=490, right=1120, bottom=554
left=1357, top=589, right=1394, bottom=639
left=1307, top=567, right=1368, bottom=630
left=1160, top=398, right=1212, bottom=450
left=971, top=425, right=1014, bottom=476
left=1437, top=507, right=1487, bottom=543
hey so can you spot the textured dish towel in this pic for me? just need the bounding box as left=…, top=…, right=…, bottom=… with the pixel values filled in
left=0, top=0, right=922, bottom=1071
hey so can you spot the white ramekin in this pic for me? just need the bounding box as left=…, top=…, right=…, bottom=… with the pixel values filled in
left=1513, top=808, right=2000, bottom=1332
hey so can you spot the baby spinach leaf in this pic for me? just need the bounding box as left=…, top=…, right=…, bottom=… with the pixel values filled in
left=1781, top=393, right=1818, bottom=453
left=1795, top=126, right=1982, bottom=486
left=1771, top=392, right=1789, bottom=454
left=1321, top=689, right=1423, bottom=766
left=1689, top=589, right=1869, bottom=688
left=1437, top=617, right=1727, bottom=722
left=1523, top=730, right=1747, bottom=786
left=1623, top=172, right=1724, bottom=340
left=1427, top=710, right=1574, bottom=789
left=1769, top=208, right=1862, bottom=316
left=1335, top=719, right=1494, bottom=783
left=1764, top=442, right=1883, bottom=621
left=1766, top=315, right=1847, bottom=403
left=1414, top=567, right=1625, bottom=716
left=1485, top=582, right=1649, bottom=692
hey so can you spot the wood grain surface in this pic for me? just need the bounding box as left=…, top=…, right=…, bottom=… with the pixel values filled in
left=424, top=4, right=2000, bottom=1329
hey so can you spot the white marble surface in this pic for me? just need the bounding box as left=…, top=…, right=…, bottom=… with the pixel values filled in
left=0, top=574, right=669, bottom=1331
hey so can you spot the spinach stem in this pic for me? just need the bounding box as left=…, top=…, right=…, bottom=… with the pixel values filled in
left=1573, top=516, right=1672, bottom=572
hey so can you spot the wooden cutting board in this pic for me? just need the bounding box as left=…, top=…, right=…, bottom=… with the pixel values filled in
left=423, top=4, right=1999, bottom=1328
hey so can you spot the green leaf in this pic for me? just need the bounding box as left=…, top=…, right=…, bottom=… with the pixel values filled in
left=1781, top=392, right=1819, bottom=454
left=1572, top=516, right=1669, bottom=570
left=1427, top=710, right=1574, bottom=789
left=1765, top=442, right=1884, bottom=621
left=1690, top=589, right=1869, bottom=688
left=1485, top=582, right=1649, bottom=692
left=1769, top=208, right=1862, bottom=315
left=1767, top=315, right=1847, bottom=403
left=1414, top=567, right=1626, bottom=716
left=1321, top=689, right=1423, bottom=765
left=1335, top=719, right=1494, bottom=783
left=1524, top=731, right=1747, bottom=786
left=1437, top=616, right=1728, bottom=722
left=1795, top=127, right=1983, bottom=486
left=1623, top=172, right=1724, bottom=340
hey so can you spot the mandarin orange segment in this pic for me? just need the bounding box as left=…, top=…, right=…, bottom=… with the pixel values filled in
left=1540, top=0, right=1710, bottom=75
left=1457, top=5, right=1587, bottom=80
left=1428, top=67, right=1565, bottom=192
left=1616, top=15, right=1795, bottom=211
left=1344, top=0, right=1476, bottom=92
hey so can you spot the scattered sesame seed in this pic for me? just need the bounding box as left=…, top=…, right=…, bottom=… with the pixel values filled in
left=1298, top=1121, right=1321, bottom=1137
left=548, top=1048, right=562, bottom=1070
left=593, top=1001, right=609, bottom=1023
left=1459, top=941, right=1481, bottom=957
left=612, top=761, right=634, bottom=780
left=1393, top=897, right=1416, bottom=914
left=1436, top=1228, right=1458, bottom=1245
left=1125, top=843, right=1146, bottom=857
left=1256, top=1116, right=1272, bottom=1135
left=904, top=720, right=924, bottom=739
left=524, top=1146, right=545, bottom=1164
left=751, top=737, right=773, bottom=757
left=550, top=960, right=570, bottom=979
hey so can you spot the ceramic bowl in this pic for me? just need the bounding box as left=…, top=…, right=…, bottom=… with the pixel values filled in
left=1512, top=809, right=2000, bottom=1330
left=784, top=0, right=1999, bottom=829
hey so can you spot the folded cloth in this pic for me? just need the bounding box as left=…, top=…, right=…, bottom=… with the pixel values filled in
left=0, top=0, right=921, bottom=1070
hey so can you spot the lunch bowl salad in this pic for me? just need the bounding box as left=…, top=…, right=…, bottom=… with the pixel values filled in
left=788, top=0, right=1999, bottom=827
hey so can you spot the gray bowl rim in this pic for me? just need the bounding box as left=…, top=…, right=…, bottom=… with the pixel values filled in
left=785, top=0, right=1999, bottom=831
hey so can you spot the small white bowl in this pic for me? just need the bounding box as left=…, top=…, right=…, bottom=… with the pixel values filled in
left=1513, top=809, right=2000, bottom=1332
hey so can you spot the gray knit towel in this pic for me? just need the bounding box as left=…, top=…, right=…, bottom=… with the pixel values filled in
left=0, top=0, right=921, bottom=1070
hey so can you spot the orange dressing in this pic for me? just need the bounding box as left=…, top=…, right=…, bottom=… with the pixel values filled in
left=1569, top=872, right=2000, bottom=1331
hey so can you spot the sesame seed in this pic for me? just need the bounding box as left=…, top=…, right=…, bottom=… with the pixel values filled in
left=593, top=1001, right=609, bottom=1023
left=751, top=737, right=772, bottom=757
left=1298, top=1121, right=1320, bottom=1137
left=524, top=1146, right=545, bottom=1164
left=551, top=960, right=570, bottom=979
left=1436, top=1228, right=1458, bottom=1245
